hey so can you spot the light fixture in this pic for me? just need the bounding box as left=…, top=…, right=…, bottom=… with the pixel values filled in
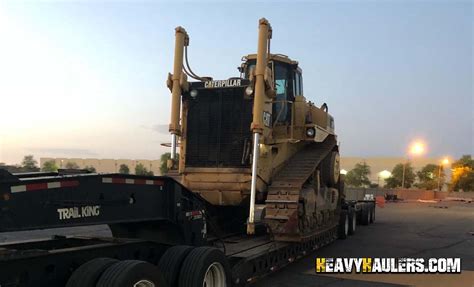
left=409, top=141, right=425, bottom=156
left=190, top=89, right=198, bottom=99
left=306, top=127, right=315, bottom=137
left=245, top=86, right=254, bottom=96
left=378, top=170, right=391, bottom=179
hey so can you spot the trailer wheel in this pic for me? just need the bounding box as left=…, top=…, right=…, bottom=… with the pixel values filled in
left=348, top=207, right=356, bottom=235
left=369, top=205, right=375, bottom=223
left=338, top=210, right=349, bottom=239
left=66, top=257, right=118, bottom=287
left=361, top=204, right=370, bottom=225
left=158, top=245, right=193, bottom=286
left=179, top=247, right=231, bottom=287
left=96, top=260, right=167, bottom=287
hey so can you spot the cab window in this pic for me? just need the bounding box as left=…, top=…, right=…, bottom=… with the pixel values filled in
left=299, top=72, right=303, bottom=96
left=294, top=71, right=300, bottom=96
left=245, top=60, right=295, bottom=124
left=295, top=71, right=303, bottom=96
left=273, top=63, right=291, bottom=124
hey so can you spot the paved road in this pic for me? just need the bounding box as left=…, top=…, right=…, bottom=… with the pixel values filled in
left=255, top=201, right=474, bottom=287
left=1, top=201, right=472, bottom=287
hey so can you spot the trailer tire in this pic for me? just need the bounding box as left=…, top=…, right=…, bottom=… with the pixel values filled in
left=97, top=260, right=167, bottom=287
left=348, top=207, right=356, bottom=235
left=370, top=205, right=375, bottom=223
left=66, top=257, right=118, bottom=287
left=158, top=245, right=193, bottom=286
left=338, top=210, right=349, bottom=239
left=179, top=247, right=231, bottom=287
left=361, top=204, right=370, bottom=226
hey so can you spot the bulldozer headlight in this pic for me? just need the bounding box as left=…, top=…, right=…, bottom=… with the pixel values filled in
left=190, top=89, right=198, bottom=99
left=245, top=86, right=254, bottom=96
left=306, top=127, right=316, bottom=137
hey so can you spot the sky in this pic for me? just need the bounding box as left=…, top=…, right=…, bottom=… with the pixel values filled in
left=0, top=0, right=472, bottom=164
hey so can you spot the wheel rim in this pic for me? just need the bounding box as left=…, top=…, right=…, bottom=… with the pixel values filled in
left=203, top=262, right=226, bottom=287
left=133, top=280, right=155, bottom=287
left=344, top=215, right=349, bottom=235
left=352, top=214, right=356, bottom=231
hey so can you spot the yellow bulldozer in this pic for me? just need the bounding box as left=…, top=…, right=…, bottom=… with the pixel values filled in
left=166, top=18, right=342, bottom=242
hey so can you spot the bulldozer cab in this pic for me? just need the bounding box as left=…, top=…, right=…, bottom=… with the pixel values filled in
left=242, top=54, right=303, bottom=126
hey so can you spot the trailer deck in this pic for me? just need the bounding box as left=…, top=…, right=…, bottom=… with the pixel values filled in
left=0, top=169, right=375, bottom=286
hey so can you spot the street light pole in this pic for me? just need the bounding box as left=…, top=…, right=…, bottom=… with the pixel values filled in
left=437, top=164, right=442, bottom=191
left=401, top=160, right=406, bottom=189
left=437, top=158, right=449, bottom=191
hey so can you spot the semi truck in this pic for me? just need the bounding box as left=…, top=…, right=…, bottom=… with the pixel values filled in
left=0, top=18, right=376, bottom=287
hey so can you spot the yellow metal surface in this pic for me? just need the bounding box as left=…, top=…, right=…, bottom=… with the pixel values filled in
left=251, top=18, right=272, bottom=133
left=169, top=26, right=188, bottom=135
left=182, top=167, right=268, bottom=205
left=245, top=53, right=299, bottom=66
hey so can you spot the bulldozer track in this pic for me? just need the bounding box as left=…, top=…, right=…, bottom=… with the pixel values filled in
left=265, top=135, right=337, bottom=242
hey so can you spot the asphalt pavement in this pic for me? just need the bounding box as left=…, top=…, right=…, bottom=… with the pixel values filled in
left=254, top=201, right=474, bottom=287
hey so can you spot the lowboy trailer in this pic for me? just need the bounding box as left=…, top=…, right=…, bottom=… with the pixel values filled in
left=0, top=169, right=375, bottom=287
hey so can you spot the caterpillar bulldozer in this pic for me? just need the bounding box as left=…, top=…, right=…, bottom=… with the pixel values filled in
left=167, top=18, right=341, bottom=242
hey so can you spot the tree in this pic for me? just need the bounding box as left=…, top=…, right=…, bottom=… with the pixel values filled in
left=119, top=164, right=130, bottom=174
left=416, top=163, right=444, bottom=190
left=135, top=163, right=154, bottom=176
left=65, top=162, right=80, bottom=169
left=451, top=155, right=474, bottom=192
left=160, top=153, right=171, bottom=175
left=345, top=162, right=371, bottom=187
left=84, top=165, right=96, bottom=173
left=42, top=160, right=58, bottom=172
left=385, top=162, right=416, bottom=188
left=21, top=155, right=39, bottom=172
